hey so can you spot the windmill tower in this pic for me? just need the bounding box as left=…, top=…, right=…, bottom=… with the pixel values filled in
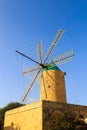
left=40, top=63, right=67, bottom=103
left=16, top=30, right=74, bottom=104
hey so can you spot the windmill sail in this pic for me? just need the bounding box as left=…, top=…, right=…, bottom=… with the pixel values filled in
left=22, top=66, right=39, bottom=76
left=16, top=50, right=40, bottom=65
left=36, top=41, right=43, bottom=63
left=43, top=30, right=64, bottom=64
left=51, top=50, right=74, bottom=66
left=21, top=69, right=41, bottom=103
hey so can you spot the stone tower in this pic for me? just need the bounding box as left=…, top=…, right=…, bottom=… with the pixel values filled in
left=40, top=62, right=67, bottom=103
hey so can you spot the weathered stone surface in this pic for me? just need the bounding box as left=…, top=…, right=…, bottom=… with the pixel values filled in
left=40, top=70, right=67, bottom=103
left=4, top=101, right=42, bottom=130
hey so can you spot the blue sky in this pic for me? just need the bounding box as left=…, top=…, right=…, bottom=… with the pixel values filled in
left=0, top=0, right=87, bottom=107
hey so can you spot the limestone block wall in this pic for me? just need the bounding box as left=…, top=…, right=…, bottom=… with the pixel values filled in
left=40, top=70, right=67, bottom=103
left=4, top=101, right=42, bottom=130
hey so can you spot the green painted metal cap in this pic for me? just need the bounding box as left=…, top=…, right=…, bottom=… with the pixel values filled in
left=41, top=62, right=60, bottom=72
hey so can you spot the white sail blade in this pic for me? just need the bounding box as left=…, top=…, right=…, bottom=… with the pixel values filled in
left=21, top=69, right=41, bottom=103
left=36, top=41, right=43, bottom=63
left=43, top=30, right=64, bottom=64
left=51, top=50, right=74, bottom=66
left=22, top=66, right=39, bottom=76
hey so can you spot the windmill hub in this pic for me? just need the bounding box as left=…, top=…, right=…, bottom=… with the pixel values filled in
left=40, top=64, right=46, bottom=68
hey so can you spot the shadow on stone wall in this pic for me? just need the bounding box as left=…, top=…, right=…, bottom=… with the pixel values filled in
left=4, top=126, right=20, bottom=130
left=4, top=123, right=20, bottom=130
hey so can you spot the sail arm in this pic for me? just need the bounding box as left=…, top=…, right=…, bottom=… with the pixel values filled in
left=43, top=30, right=64, bottom=64
left=22, top=66, right=39, bottom=76
left=51, top=50, right=74, bottom=66
left=21, top=69, right=41, bottom=103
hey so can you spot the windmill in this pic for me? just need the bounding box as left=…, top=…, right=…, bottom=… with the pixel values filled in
left=16, top=30, right=74, bottom=103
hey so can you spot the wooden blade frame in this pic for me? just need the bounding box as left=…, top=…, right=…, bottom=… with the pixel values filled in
left=22, top=66, right=39, bottom=76
left=43, top=30, right=64, bottom=64
left=21, top=69, right=41, bottom=103
left=51, top=50, right=74, bottom=66
left=36, top=41, right=43, bottom=64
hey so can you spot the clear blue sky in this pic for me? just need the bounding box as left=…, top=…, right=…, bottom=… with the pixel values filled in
left=0, top=0, right=87, bottom=107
